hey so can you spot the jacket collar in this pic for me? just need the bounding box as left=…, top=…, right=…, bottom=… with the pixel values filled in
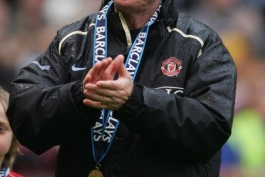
left=159, top=0, right=179, bottom=26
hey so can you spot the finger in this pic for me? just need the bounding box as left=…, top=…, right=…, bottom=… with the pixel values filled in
left=83, top=73, right=92, bottom=90
left=83, top=83, right=107, bottom=95
left=106, top=55, right=124, bottom=75
left=94, top=55, right=127, bottom=88
left=83, top=99, right=105, bottom=109
left=83, top=87, right=106, bottom=102
left=83, top=84, right=124, bottom=105
left=83, top=97, right=122, bottom=110
left=89, top=57, right=112, bottom=76
left=95, top=80, right=116, bottom=90
left=83, top=84, right=121, bottom=107
left=84, top=82, right=121, bottom=105
left=86, top=82, right=128, bottom=105
left=83, top=96, right=119, bottom=109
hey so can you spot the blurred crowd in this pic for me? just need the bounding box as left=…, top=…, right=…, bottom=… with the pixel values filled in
left=0, top=0, right=265, bottom=177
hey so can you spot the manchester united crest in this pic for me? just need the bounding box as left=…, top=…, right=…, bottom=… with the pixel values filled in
left=161, top=57, right=182, bottom=77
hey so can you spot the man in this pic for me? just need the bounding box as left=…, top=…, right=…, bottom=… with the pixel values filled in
left=7, top=0, right=237, bottom=176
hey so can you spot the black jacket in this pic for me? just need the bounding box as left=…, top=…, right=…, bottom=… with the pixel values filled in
left=7, top=0, right=237, bottom=176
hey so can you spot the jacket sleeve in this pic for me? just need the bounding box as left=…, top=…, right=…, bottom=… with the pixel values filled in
left=113, top=34, right=237, bottom=162
left=7, top=32, right=100, bottom=155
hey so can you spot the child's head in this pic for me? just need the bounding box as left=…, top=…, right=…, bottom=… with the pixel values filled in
left=0, top=86, right=19, bottom=169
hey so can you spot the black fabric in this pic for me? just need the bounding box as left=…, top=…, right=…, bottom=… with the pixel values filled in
left=7, top=0, right=236, bottom=176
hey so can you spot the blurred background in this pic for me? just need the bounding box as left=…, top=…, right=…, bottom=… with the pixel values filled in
left=0, top=0, right=264, bottom=176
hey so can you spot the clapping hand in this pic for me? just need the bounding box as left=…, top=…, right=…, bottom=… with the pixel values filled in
left=83, top=55, right=133, bottom=110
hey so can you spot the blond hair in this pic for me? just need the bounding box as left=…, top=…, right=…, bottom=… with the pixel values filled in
left=0, top=86, right=20, bottom=168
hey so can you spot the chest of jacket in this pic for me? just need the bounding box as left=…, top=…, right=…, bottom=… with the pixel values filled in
left=66, top=22, right=202, bottom=96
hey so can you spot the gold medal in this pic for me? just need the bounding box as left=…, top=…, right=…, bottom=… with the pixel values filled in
left=88, top=169, right=103, bottom=177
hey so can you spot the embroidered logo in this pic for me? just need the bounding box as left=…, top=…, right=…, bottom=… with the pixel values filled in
left=71, top=64, right=86, bottom=71
left=32, top=61, right=50, bottom=70
left=161, top=57, right=182, bottom=77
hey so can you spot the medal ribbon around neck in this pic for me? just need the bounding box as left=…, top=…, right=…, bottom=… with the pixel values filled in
left=91, top=0, right=161, bottom=165
left=0, top=167, right=9, bottom=177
